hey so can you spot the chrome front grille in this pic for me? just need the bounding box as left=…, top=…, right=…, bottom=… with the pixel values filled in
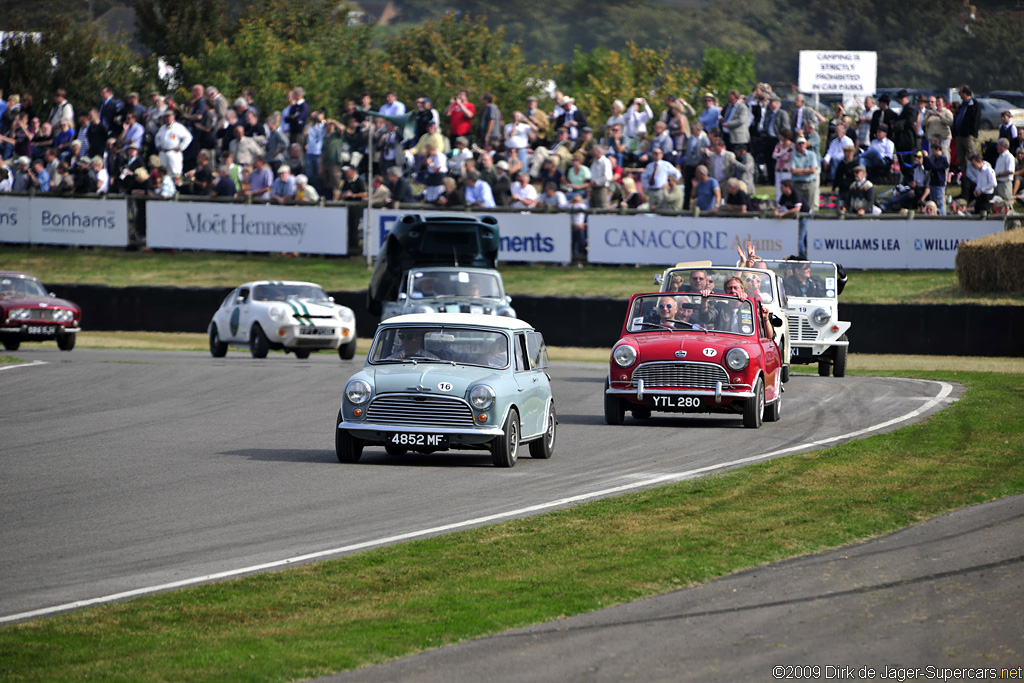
left=632, top=362, right=730, bottom=389
left=22, top=309, right=60, bottom=321
left=787, top=315, right=819, bottom=343
left=365, top=394, right=477, bottom=428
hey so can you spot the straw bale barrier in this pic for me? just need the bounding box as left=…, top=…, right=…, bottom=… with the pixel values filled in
left=956, top=224, right=1024, bottom=292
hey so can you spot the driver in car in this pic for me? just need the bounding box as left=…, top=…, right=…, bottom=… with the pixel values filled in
left=783, top=262, right=827, bottom=297
left=388, top=329, right=439, bottom=359
left=411, top=277, right=438, bottom=298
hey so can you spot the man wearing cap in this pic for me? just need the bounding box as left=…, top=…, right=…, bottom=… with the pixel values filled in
left=759, top=95, right=789, bottom=187
left=859, top=125, right=895, bottom=179
left=870, top=94, right=897, bottom=140
left=155, top=109, right=193, bottom=178
left=891, top=89, right=919, bottom=183
left=269, top=164, right=297, bottom=204
left=525, top=96, right=550, bottom=146
left=719, top=89, right=750, bottom=152
left=790, top=135, right=820, bottom=212
left=555, top=98, right=587, bottom=141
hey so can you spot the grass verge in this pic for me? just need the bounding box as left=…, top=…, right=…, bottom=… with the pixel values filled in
left=1, top=369, right=1023, bottom=682
left=3, top=246, right=1022, bottom=304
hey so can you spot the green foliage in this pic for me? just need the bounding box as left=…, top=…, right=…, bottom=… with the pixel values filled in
left=133, top=0, right=230, bottom=74
left=697, top=48, right=756, bottom=102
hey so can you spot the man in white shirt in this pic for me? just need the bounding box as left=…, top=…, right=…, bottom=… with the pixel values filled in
left=378, top=91, right=406, bottom=117
left=822, top=124, right=854, bottom=180
left=968, top=152, right=997, bottom=213
left=589, top=145, right=613, bottom=208
left=859, top=125, right=895, bottom=176
left=623, top=97, right=653, bottom=141
left=856, top=96, right=877, bottom=151
left=510, top=173, right=538, bottom=208
left=994, top=137, right=1015, bottom=203
left=155, top=110, right=193, bottom=177
left=503, top=111, right=535, bottom=170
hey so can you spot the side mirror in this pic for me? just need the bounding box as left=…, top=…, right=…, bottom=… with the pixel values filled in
left=235, top=296, right=246, bottom=305
left=769, top=312, right=783, bottom=327
left=397, top=292, right=408, bottom=301
left=653, top=274, right=663, bottom=286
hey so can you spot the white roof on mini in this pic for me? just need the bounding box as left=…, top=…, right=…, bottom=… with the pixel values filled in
left=380, top=313, right=533, bottom=330
left=239, top=280, right=326, bottom=288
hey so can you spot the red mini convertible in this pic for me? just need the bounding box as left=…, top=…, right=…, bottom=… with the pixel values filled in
left=604, top=292, right=783, bottom=429
left=0, top=271, right=81, bottom=351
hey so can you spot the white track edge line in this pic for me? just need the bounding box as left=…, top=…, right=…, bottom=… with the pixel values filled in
left=0, top=379, right=954, bottom=624
left=0, top=360, right=47, bottom=373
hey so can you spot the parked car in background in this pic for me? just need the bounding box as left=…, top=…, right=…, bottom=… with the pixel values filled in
left=208, top=280, right=357, bottom=359
left=762, top=260, right=850, bottom=377
left=976, top=98, right=1024, bottom=130
left=0, top=271, right=81, bottom=351
left=983, top=91, right=1024, bottom=108
left=335, top=313, right=555, bottom=467
left=605, top=292, right=783, bottom=429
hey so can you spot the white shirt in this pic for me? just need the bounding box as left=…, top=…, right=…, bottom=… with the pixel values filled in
left=155, top=121, right=193, bottom=153
left=973, top=161, right=997, bottom=194
left=511, top=182, right=538, bottom=207
left=503, top=122, right=531, bottom=149
left=623, top=102, right=653, bottom=139
left=868, top=137, right=894, bottom=159
left=824, top=135, right=853, bottom=165
left=590, top=155, right=612, bottom=188
left=995, top=150, right=1015, bottom=182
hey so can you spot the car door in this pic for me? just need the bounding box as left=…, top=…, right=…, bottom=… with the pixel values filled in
left=226, top=286, right=251, bottom=342
left=759, top=311, right=782, bottom=402
left=513, top=331, right=549, bottom=438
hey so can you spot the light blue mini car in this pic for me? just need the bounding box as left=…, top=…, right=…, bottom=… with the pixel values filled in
left=335, top=313, right=556, bottom=468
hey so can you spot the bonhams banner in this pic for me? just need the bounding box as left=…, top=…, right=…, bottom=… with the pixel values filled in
left=146, top=202, right=349, bottom=254
left=0, top=196, right=128, bottom=247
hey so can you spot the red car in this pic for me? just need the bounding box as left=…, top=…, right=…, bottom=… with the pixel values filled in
left=604, top=292, right=783, bottom=429
left=0, top=272, right=82, bottom=351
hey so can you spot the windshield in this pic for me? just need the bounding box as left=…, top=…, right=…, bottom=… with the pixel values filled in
left=762, top=261, right=839, bottom=299
left=252, top=283, right=330, bottom=302
left=0, top=277, right=48, bottom=297
left=627, top=293, right=756, bottom=336
left=408, top=269, right=503, bottom=299
left=663, top=267, right=775, bottom=304
left=370, top=326, right=510, bottom=368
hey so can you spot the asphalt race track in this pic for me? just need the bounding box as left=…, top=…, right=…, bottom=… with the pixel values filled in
left=0, top=349, right=957, bottom=624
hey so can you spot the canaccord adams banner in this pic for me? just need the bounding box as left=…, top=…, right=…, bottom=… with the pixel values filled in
left=364, top=209, right=573, bottom=263
left=146, top=202, right=348, bottom=254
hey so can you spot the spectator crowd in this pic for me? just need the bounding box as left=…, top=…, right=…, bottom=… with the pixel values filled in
left=2, top=81, right=1021, bottom=254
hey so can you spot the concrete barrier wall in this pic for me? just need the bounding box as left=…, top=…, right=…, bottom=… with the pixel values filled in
left=48, top=284, right=1024, bottom=357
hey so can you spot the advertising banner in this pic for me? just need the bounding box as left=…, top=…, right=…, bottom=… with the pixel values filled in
left=587, top=215, right=799, bottom=265
left=146, top=202, right=349, bottom=254
left=808, top=219, right=1002, bottom=268
left=363, top=210, right=572, bottom=263
left=0, top=196, right=129, bottom=247
left=798, top=51, right=877, bottom=96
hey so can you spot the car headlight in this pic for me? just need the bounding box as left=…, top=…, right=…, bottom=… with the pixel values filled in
left=413, top=305, right=435, bottom=314
left=726, top=347, right=749, bottom=371
left=53, top=309, right=74, bottom=322
left=469, top=385, right=495, bottom=410
left=497, top=307, right=516, bottom=317
left=268, top=305, right=289, bottom=323
left=811, top=307, right=831, bottom=326
left=345, top=379, right=372, bottom=405
left=612, top=344, right=637, bottom=368
left=10, top=308, right=30, bottom=320
left=336, top=308, right=354, bottom=323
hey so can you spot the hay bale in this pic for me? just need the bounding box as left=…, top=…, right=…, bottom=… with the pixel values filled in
left=956, top=226, right=1024, bottom=292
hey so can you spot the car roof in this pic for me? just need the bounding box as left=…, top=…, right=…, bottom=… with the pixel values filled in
left=380, top=313, right=533, bottom=331
left=240, top=280, right=326, bottom=288
left=0, top=271, right=39, bottom=280
left=410, top=266, right=501, bottom=274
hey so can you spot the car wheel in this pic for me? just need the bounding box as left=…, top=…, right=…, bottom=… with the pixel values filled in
left=209, top=326, right=228, bottom=357
left=603, top=379, right=625, bottom=425
left=765, top=390, right=781, bottom=423
left=384, top=443, right=407, bottom=456
left=335, top=412, right=363, bottom=463
left=339, top=339, right=357, bottom=360
left=529, top=404, right=556, bottom=459
left=2, top=338, right=20, bottom=351
left=833, top=334, right=849, bottom=377
left=56, top=332, right=76, bottom=351
left=818, top=360, right=831, bottom=377
left=631, top=407, right=652, bottom=420
left=293, top=349, right=311, bottom=359
left=492, top=408, right=520, bottom=468
left=250, top=324, right=269, bottom=359
left=743, top=377, right=764, bottom=429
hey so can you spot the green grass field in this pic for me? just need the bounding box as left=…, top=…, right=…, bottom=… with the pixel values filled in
left=2, top=245, right=1023, bottom=304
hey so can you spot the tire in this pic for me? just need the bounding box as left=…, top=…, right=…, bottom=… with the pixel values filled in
left=56, top=332, right=76, bottom=351
left=335, top=412, right=363, bottom=463
left=603, top=379, right=625, bottom=425
left=529, top=404, right=556, bottom=459
left=250, top=324, right=269, bottom=359
left=818, top=360, right=831, bottom=377
left=339, top=339, right=357, bottom=360
left=631, top=407, right=652, bottom=420
left=765, top=390, right=781, bottom=423
left=2, top=338, right=20, bottom=351
left=492, top=408, right=520, bottom=468
left=743, top=377, right=764, bottom=429
left=832, top=334, right=848, bottom=377
left=384, top=443, right=407, bottom=456
left=293, top=349, right=311, bottom=359
left=209, top=326, right=227, bottom=357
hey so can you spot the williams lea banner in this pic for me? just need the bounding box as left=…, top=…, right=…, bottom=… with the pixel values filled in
left=147, top=202, right=349, bottom=254
left=0, top=196, right=128, bottom=247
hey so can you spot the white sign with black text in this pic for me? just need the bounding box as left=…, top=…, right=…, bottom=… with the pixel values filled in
left=808, top=219, right=1001, bottom=269
left=799, top=51, right=877, bottom=96
left=0, top=196, right=129, bottom=247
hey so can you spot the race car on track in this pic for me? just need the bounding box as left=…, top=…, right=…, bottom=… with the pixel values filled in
left=335, top=313, right=555, bottom=467
left=0, top=271, right=81, bottom=351
left=208, top=280, right=357, bottom=359
left=605, top=291, right=784, bottom=429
